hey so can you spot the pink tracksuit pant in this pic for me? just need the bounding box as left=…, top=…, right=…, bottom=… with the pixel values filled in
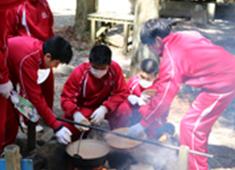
left=180, top=90, right=235, bottom=170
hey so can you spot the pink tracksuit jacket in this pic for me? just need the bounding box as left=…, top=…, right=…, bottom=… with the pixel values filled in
left=121, top=75, right=169, bottom=137
left=139, top=31, right=235, bottom=170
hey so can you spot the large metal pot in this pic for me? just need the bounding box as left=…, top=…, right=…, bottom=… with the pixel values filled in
left=66, top=139, right=110, bottom=169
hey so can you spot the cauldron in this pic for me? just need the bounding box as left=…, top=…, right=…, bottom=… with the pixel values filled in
left=66, top=139, right=110, bottom=169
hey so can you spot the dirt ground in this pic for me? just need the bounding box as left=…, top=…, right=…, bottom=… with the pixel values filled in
left=16, top=2, right=235, bottom=170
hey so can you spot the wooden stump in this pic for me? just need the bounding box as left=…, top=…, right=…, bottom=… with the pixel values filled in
left=4, top=144, right=21, bottom=170
left=191, top=10, right=208, bottom=24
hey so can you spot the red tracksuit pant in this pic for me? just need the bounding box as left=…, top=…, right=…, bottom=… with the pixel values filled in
left=180, top=90, right=235, bottom=170
left=0, top=96, right=7, bottom=153
left=2, top=70, right=54, bottom=149
left=62, top=104, right=131, bottom=137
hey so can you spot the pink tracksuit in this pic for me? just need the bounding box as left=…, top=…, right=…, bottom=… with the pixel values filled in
left=61, top=61, right=129, bottom=136
left=0, top=0, right=28, bottom=153
left=139, top=31, right=235, bottom=169
left=2, top=37, right=61, bottom=149
left=6, top=0, right=54, bottom=41
left=116, top=75, right=169, bottom=137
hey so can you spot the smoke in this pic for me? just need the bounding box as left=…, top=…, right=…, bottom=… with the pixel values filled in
left=128, top=137, right=179, bottom=170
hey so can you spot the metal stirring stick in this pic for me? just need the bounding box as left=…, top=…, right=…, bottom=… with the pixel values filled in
left=74, top=130, right=85, bottom=159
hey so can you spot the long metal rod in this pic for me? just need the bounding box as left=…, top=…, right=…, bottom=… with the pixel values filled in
left=57, top=117, right=213, bottom=158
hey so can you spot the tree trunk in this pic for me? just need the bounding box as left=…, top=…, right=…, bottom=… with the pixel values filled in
left=74, top=0, right=96, bottom=39
left=129, top=0, right=160, bottom=77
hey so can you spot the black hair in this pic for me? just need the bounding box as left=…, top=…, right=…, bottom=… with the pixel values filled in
left=140, top=18, right=171, bottom=45
left=140, top=58, right=159, bottom=76
left=43, top=36, right=73, bottom=64
left=89, top=45, right=112, bottom=65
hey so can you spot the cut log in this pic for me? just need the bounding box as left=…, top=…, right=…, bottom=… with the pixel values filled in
left=4, top=144, right=21, bottom=170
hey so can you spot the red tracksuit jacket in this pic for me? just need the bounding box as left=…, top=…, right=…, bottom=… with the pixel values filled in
left=0, top=0, right=28, bottom=153
left=61, top=61, right=128, bottom=118
left=7, top=0, right=54, bottom=41
left=7, top=36, right=61, bottom=130
left=0, top=0, right=27, bottom=11
left=127, top=75, right=155, bottom=96
left=139, top=31, right=235, bottom=128
left=0, top=0, right=27, bottom=84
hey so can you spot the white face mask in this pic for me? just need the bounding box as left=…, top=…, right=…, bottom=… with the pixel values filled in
left=139, top=79, right=153, bottom=88
left=90, top=67, right=108, bottom=79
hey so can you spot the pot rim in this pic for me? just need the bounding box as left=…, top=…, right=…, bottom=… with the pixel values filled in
left=66, top=139, right=110, bottom=160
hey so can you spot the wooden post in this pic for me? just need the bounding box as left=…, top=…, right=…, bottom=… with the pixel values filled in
left=4, top=144, right=21, bottom=170
left=123, top=23, right=130, bottom=54
left=178, top=145, right=189, bottom=170
left=27, top=121, right=36, bottom=153
left=91, top=19, right=96, bottom=45
left=207, top=2, right=216, bottom=21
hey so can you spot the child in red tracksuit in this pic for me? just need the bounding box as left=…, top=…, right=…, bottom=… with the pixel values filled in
left=0, top=0, right=27, bottom=154
left=131, top=18, right=235, bottom=170
left=6, top=0, right=54, bottom=42
left=6, top=0, right=55, bottom=133
left=4, top=36, right=73, bottom=149
left=61, top=45, right=129, bottom=137
left=116, top=58, right=170, bottom=138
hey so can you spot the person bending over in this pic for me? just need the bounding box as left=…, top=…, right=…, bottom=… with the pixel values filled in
left=61, top=45, right=129, bottom=138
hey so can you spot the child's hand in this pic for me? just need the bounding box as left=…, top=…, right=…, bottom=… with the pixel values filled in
left=55, top=126, right=72, bottom=145
left=138, top=97, right=147, bottom=105
left=128, top=95, right=140, bottom=105
left=141, top=94, right=151, bottom=105
left=90, top=106, right=107, bottom=125
left=127, top=123, right=145, bottom=137
left=73, top=112, right=90, bottom=131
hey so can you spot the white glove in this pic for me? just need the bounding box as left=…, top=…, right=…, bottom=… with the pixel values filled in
left=128, top=95, right=139, bottom=105
left=128, top=94, right=146, bottom=106
left=10, top=90, right=19, bottom=104
left=55, top=126, right=72, bottom=145
left=127, top=123, right=145, bottom=137
left=73, top=112, right=90, bottom=131
left=90, top=106, right=107, bottom=125
left=137, top=97, right=147, bottom=106
left=0, top=80, right=13, bottom=98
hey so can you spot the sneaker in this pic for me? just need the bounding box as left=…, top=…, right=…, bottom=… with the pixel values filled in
left=155, top=122, right=175, bottom=139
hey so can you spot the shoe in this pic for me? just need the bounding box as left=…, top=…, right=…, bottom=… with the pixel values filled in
left=21, top=121, right=44, bottom=132
left=155, top=122, right=175, bottom=139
